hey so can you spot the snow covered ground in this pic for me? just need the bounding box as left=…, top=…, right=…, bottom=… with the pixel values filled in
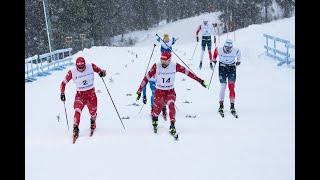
left=26, top=13, right=295, bottom=180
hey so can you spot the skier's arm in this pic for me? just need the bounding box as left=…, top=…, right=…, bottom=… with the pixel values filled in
left=176, top=63, right=203, bottom=83
left=196, top=25, right=201, bottom=36
left=137, top=64, right=156, bottom=93
left=92, top=63, right=106, bottom=77
left=60, top=70, right=73, bottom=93
left=212, top=48, right=219, bottom=63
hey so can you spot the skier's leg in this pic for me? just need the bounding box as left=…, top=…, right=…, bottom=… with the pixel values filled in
left=87, top=90, right=97, bottom=129
left=73, top=93, right=85, bottom=127
left=219, top=83, right=227, bottom=104
left=166, top=90, right=176, bottom=122
left=199, top=38, right=205, bottom=68
left=218, top=65, right=227, bottom=105
left=165, top=90, right=177, bottom=135
left=162, top=105, right=167, bottom=121
left=151, top=93, right=154, bottom=114
left=152, top=91, right=165, bottom=117
left=73, top=93, right=85, bottom=137
left=152, top=90, right=165, bottom=127
left=228, top=82, right=235, bottom=103
left=227, top=66, right=237, bottom=108
left=207, top=39, right=212, bottom=62
left=208, top=39, right=213, bottom=69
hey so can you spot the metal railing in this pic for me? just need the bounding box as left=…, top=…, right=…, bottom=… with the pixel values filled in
left=263, top=34, right=295, bottom=69
left=25, top=48, right=73, bottom=82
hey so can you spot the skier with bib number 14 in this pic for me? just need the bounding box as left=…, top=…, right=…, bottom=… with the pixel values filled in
left=135, top=51, right=208, bottom=138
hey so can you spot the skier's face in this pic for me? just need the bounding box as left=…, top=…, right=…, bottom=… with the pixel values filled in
left=223, top=45, right=232, bottom=53
left=160, top=58, right=170, bottom=68
left=77, top=64, right=86, bottom=72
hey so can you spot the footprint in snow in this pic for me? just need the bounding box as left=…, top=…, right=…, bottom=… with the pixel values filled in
left=182, top=100, right=192, bottom=104
left=127, top=102, right=140, bottom=106
left=185, top=115, right=197, bottom=118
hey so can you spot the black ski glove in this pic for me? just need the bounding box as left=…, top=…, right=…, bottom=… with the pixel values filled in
left=143, top=96, right=147, bottom=104
left=60, top=93, right=66, bottom=102
left=99, top=70, right=106, bottom=77
left=200, top=80, right=208, bottom=88
left=214, top=36, right=216, bottom=43
left=136, top=92, right=141, bottom=101
left=236, top=62, right=241, bottom=66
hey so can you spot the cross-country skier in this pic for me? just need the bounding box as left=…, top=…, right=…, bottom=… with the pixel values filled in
left=60, top=56, right=106, bottom=143
left=136, top=51, right=207, bottom=136
left=212, top=39, right=241, bottom=117
left=141, top=33, right=176, bottom=119
left=156, top=33, right=177, bottom=53
left=196, top=20, right=217, bottom=70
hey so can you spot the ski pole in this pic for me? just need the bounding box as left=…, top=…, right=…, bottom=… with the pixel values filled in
left=139, top=44, right=156, bottom=113
left=143, top=44, right=156, bottom=77
left=138, top=104, right=144, bottom=114
left=63, top=101, right=70, bottom=131
left=156, top=34, right=196, bottom=74
left=101, top=77, right=126, bottom=130
left=190, top=41, right=198, bottom=61
left=208, top=62, right=217, bottom=89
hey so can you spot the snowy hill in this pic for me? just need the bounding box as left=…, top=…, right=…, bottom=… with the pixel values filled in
left=26, top=14, right=295, bottom=180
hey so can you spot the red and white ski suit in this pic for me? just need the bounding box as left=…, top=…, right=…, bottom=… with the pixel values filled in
left=60, top=63, right=105, bottom=126
left=137, top=62, right=203, bottom=122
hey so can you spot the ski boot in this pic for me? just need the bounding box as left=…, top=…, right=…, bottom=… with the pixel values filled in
left=162, top=105, right=167, bottom=121
left=90, top=117, right=96, bottom=136
left=90, top=117, right=96, bottom=130
left=143, top=96, right=147, bottom=104
left=210, top=62, right=213, bottom=70
left=230, top=103, right=238, bottom=118
left=199, top=61, right=203, bottom=69
left=152, top=116, right=158, bottom=133
left=218, top=101, right=224, bottom=117
left=72, top=124, right=79, bottom=143
left=169, top=121, right=176, bottom=135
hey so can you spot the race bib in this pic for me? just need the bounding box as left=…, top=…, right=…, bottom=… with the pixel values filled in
left=71, top=63, right=94, bottom=91
left=155, top=62, right=176, bottom=90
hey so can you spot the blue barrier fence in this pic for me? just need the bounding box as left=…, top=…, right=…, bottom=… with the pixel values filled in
left=263, top=34, right=295, bottom=68
left=25, top=48, right=74, bottom=82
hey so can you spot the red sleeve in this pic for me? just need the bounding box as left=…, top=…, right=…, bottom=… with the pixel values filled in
left=92, top=63, right=104, bottom=73
left=176, top=63, right=202, bottom=83
left=213, top=47, right=218, bottom=60
left=196, top=25, right=201, bottom=36
left=60, top=70, right=72, bottom=93
left=137, top=64, right=157, bottom=93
